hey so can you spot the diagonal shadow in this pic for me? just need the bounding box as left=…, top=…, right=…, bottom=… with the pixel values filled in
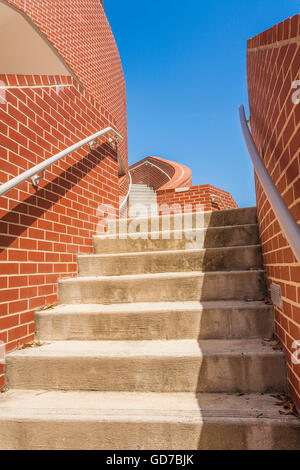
left=0, top=143, right=116, bottom=251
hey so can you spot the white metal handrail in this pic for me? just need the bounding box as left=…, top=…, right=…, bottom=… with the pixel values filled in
left=129, top=159, right=171, bottom=181
left=119, top=170, right=132, bottom=213
left=0, top=127, right=123, bottom=197
left=239, top=105, right=300, bottom=263
left=211, top=194, right=227, bottom=210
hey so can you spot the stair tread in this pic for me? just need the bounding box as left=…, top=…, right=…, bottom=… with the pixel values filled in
left=37, top=300, right=272, bottom=315
left=79, top=244, right=261, bottom=259
left=0, top=390, right=297, bottom=424
left=94, top=223, right=258, bottom=240
left=116, top=207, right=257, bottom=222
left=7, top=339, right=282, bottom=358
left=61, top=269, right=265, bottom=283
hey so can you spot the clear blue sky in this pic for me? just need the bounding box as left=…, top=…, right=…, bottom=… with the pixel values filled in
left=105, top=0, right=300, bottom=207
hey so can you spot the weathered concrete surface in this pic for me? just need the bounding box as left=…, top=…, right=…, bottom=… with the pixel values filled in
left=6, top=339, right=286, bottom=393
left=128, top=184, right=158, bottom=217
left=78, top=245, right=262, bottom=276
left=93, top=224, right=259, bottom=254
left=35, top=301, right=274, bottom=341
left=58, top=270, right=267, bottom=304
left=0, top=391, right=299, bottom=450
left=1, top=205, right=297, bottom=450
left=108, top=207, right=258, bottom=235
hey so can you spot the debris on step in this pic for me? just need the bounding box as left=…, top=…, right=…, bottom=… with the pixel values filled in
left=271, top=342, right=282, bottom=351
left=271, top=393, right=286, bottom=401
left=245, top=296, right=266, bottom=302
left=263, top=333, right=275, bottom=342
left=39, top=304, right=57, bottom=311
left=274, top=394, right=300, bottom=418
left=19, top=340, right=48, bottom=350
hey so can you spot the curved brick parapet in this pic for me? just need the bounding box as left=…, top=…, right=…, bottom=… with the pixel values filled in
left=129, top=156, right=237, bottom=213
left=129, top=156, right=192, bottom=191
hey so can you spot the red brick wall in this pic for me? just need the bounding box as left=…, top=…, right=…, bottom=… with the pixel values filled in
left=5, top=0, right=128, bottom=167
left=157, top=185, right=238, bottom=214
left=0, top=74, right=119, bottom=389
left=247, top=14, right=300, bottom=409
left=130, top=156, right=192, bottom=190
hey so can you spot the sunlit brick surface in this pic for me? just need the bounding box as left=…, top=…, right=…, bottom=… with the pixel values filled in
left=0, top=1, right=127, bottom=388
left=247, top=14, right=300, bottom=409
left=0, top=74, right=119, bottom=386
left=5, top=0, right=128, bottom=166
left=157, top=185, right=238, bottom=214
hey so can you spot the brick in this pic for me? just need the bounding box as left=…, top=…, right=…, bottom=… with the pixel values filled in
left=1, top=1, right=124, bottom=393
left=9, top=300, right=27, bottom=315
left=247, top=14, right=300, bottom=407
left=7, top=325, right=27, bottom=342
left=0, top=315, right=18, bottom=331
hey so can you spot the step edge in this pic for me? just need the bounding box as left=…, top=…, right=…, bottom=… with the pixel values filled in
left=78, top=244, right=262, bottom=261
left=58, top=269, right=266, bottom=284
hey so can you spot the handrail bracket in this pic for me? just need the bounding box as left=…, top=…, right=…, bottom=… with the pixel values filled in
left=31, top=171, right=45, bottom=188
left=0, top=126, right=123, bottom=198
left=89, top=138, right=99, bottom=151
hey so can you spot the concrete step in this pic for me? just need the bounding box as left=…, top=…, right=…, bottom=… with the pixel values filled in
left=131, top=184, right=151, bottom=188
left=130, top=188, right=155, bottom=193
left=78, top=245, right=262, bottom=277
left=129, top=182, right=158, bottom=218
left=58, top=270, right=266, bottom=304
left=129, top=195, right=157, bottom=199
left=130, top=186, right=154, bottom=189
left=35, top=300, right=274, bottom=341
left=128, top=202, right=158, bottom=208
left=130, top=188, right=154, bottom=192
left=93, top=224, right=259, bottom=254
left=129, top=192, right=157, bottom=196
left=6, top=339, right=286, bottom=393
left=129, top=199, right=157, bottom=204
left=129, top=190, right=157, bottom=195
left=108, top=207, right=258, bottom=235
left=129, top=207, right=159, bottom=218
left=0, top=390, right=299, bottom=450
left=129, top=193, right=156, bottom=198
left=129, top=200, right=158, bottom=205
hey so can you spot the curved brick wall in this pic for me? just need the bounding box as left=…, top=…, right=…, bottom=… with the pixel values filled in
left=129, top=156, right=237, bottom=213
left=247, top=14, right=300, bottom=410
left=0, top=1, right=127, bottom=388
left=129, top=156, right=192, bottom=191
left=5, top=0, right=128, bottom=166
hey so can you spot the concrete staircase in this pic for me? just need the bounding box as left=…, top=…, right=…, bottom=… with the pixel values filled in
left=128, top=183, right=158, bottom=217
left=0, top=207, right=299, bottom=449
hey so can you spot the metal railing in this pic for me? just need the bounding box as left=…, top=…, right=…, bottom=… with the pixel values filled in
left=119, top=170, right=132, bottom=214
left=129, top=159, right=172, bottom=182
left=211, top=194, right=227, bottom=210
left=239, top=105, right=300, bottom=263
left=0, top=127, right=123, bottom=197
